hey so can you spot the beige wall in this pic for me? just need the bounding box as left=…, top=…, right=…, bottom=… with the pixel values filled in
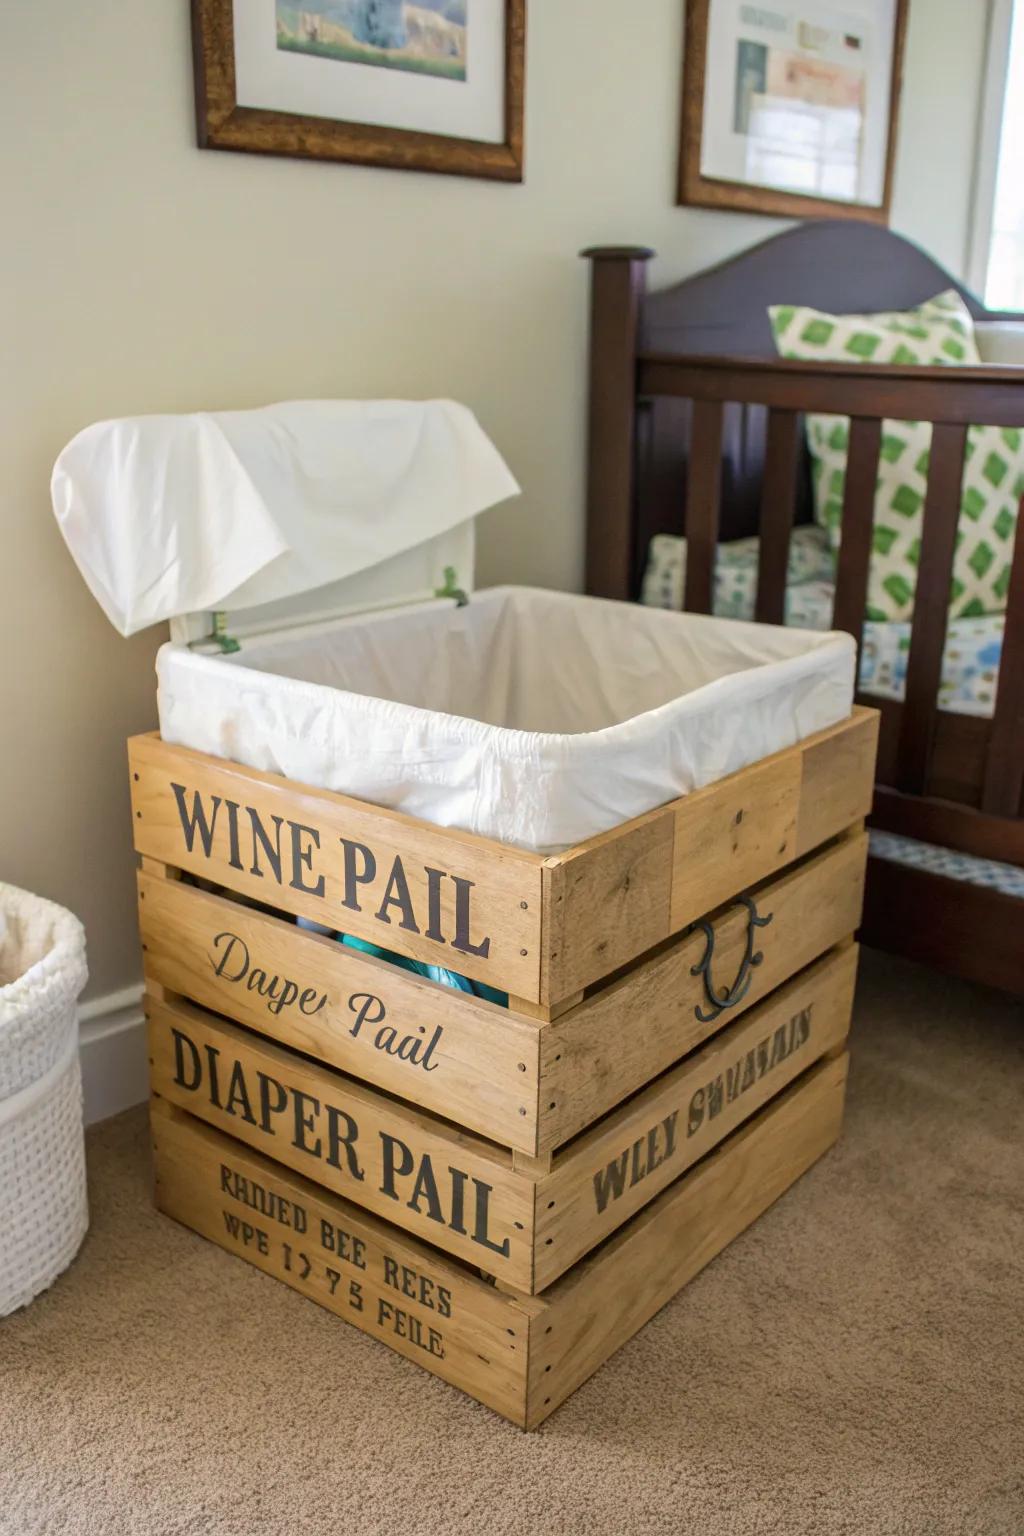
left=892, top=0, right=991, bottom=277
left=0, top=0, right=989, bottom=1003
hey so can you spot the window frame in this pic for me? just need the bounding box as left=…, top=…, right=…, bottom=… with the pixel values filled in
left=967, top=0, right=1019, bottom=305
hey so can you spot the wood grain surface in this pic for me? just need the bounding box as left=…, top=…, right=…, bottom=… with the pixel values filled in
left=151, top=1049, right=849, bottom=1426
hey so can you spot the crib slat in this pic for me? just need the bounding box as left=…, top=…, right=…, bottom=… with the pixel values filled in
left=831, top=417, right=882, bottom=647
left=756, top=408, right=800, bottom=625
left=895, top=423, right=969, bottom=796
left=684, top=399, right=724, bottom=613
left=981, top=499, right=1024, bottom=817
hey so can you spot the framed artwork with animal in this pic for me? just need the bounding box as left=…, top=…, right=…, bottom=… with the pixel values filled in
left=191, top=0, right=526, bottom=181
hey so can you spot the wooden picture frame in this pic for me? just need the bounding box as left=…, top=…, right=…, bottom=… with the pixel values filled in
left=191, top=1, right=526, bottom=182
left=678, top=0, right=908, bottom=223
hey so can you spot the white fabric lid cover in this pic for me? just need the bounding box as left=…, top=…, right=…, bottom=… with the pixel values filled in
left=51, top=399, right=520, bottom=637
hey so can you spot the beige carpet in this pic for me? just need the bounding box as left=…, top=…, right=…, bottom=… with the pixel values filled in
left=1, top=949, right=1022, bottom=1536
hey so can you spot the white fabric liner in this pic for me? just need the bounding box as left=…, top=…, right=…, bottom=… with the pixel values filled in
left=51, top=399, right=519, bottom=637
left=158, top=586, right=856, bottom=853
left=975, top=322, right=1024, bottom=366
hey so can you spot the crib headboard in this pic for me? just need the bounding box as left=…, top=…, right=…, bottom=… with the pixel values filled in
left=583, top=220, right=1004, bottom=600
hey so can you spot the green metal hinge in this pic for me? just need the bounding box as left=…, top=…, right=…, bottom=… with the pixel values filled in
left=434, top=566, right=469, bottom=607
left=189, top=609, right=240, bottom=654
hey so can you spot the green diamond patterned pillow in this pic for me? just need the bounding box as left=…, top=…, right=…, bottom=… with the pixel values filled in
left=768, top=290, right=1023, bottom=622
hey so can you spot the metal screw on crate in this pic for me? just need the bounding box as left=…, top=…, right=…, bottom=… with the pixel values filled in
left=690, top=897, right=773, bottom=1024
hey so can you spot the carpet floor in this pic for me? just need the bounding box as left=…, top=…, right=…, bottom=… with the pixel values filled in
left=1, top=949, right=1022, bottom=1536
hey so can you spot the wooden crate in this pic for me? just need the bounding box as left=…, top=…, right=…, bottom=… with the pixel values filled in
left=152, top=1050, right=849, bottom=1429
left=134, top=704, right=876, bottom=1417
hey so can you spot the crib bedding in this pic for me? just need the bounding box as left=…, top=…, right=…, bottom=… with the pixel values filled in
left=642, top=530, right=1003, bottom=719
left=157, top=584, right=855, bottom=854
left=868, top=831, right=1024, bottom=898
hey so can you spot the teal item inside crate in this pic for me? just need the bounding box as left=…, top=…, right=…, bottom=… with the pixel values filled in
left=294, top=916, right=508, bottom=1006
left=339, top=933, right=508, bottom=1008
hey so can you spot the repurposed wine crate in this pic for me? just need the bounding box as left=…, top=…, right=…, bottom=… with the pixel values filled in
left=152, top=1052, right=850, bottom=1429
left=133, top=704, right=877, bottom=1418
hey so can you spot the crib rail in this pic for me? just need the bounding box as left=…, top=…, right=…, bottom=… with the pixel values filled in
left=633, top=352, right=1024, bottom=829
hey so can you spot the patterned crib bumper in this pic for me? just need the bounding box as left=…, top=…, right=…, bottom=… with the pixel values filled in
left=642, top=530, right=1003, bottom=720
left=869, top=831, right=1024, bottom=899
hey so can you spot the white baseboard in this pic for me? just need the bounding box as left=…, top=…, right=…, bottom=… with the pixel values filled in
left=78, top=984, right=147, bottom=1126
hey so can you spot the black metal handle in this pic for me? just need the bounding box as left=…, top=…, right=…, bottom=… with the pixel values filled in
left=690, top=895, right=773, bottom=1024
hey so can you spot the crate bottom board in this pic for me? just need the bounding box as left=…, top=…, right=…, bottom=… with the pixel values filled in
left=151, top=1052, right=848, bottom=1429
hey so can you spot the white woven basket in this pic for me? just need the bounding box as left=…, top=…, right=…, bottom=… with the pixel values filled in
left=0, top=883, right=89, bottom=1315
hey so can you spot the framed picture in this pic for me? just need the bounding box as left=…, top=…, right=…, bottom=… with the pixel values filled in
left=678, top=0, right=908, bottom=222
left=191, top=1, right=526, bottom=181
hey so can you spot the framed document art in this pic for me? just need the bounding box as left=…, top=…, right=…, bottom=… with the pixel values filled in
left=679, top=0, right=907, bottom=222
left=191, top=1, right=526, bottom=181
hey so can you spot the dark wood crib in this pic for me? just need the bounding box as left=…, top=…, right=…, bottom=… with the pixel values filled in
left=582, top=221, right=1024, bottom=995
